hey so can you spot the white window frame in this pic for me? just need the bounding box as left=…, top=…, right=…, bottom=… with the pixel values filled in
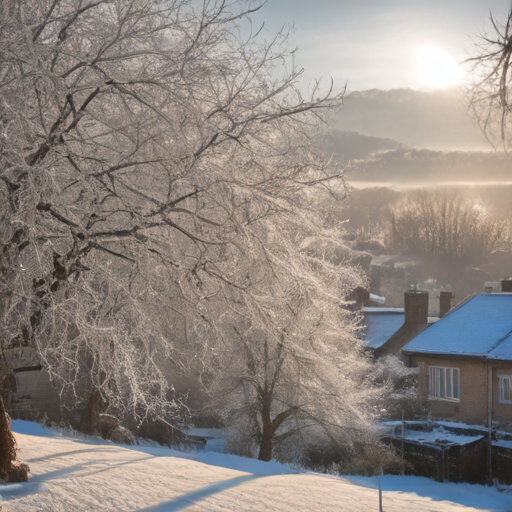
left=498, top=374, right=512, bottom=404
left=428, top=366, right=460, bottom=402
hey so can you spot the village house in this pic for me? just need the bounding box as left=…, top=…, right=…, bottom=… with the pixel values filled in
left=5, top=347, right=62, bottom=423
left=364, top=289, right=444, bottom=360
left=402, top=281, right=512, bottom=427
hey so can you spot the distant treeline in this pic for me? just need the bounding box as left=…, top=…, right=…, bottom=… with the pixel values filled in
left=344, top=147, right=512, bottom=183
left=339, top=183, right=512, bottom=237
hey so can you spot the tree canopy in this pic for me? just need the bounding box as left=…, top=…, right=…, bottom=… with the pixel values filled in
left=0, top=0, right=378, bottom=458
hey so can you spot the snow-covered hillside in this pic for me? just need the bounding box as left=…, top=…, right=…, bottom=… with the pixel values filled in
left=0, top=421, right=510, bottom=511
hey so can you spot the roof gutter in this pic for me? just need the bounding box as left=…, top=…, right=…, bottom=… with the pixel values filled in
left=401, top=349, right=512, bottom=362
left=401, top=350, right=488, bottom=360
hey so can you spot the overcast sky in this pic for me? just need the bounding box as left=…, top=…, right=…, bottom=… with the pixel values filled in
left=248, top=0, right=511, bottom=92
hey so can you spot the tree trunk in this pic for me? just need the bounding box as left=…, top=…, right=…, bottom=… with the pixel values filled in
left=257, top=424, right=274, bottom=462
left=256, top=404, right=300, bottom=462
left=0, top=395, right=17, bottom=481
left=77, top=389, right=102, bottom=435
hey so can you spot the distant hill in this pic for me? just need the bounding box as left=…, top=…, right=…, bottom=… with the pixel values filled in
left=345, top=147, right=512, bottom=183
left=326, top=88, right=510, bottom=184
left=332, top=88, right=491, bottom=151
left=326, top=130, right=402, bottom=164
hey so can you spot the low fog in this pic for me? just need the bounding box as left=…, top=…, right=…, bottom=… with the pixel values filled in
left=337, top=184, right=512, bottom=310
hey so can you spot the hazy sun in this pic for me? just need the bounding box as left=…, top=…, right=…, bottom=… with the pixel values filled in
left=417, top=46, right=463, bottom=89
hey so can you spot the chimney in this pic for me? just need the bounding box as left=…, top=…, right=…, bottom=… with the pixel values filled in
left=439, top=291, right=453, bottom=318
left=501, top=279, right=512, bottom=293
left=404, top=289, right=429, bottom=327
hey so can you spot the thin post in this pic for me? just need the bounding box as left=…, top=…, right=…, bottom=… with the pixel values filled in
left=401, top=409, right=405, bottom=459
left=487, top=364, right=493, bottom=485
left=378, top=467, right=383, bottom=512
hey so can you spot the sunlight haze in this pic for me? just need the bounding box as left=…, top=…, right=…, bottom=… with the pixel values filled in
left=248, top=0, right=510, bottom=92
left=417, top=46, right=465, bottom=90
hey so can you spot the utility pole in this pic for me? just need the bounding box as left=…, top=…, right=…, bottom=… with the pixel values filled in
left=487, top=364, right=493, bottom=485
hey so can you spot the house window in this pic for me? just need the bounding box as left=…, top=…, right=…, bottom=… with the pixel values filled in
left=498, top=375, right=512, bottom=403
left=428, top=366, right=459, bottom=401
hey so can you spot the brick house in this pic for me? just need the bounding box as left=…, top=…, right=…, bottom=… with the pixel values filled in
left=402, top=286, right=512, bottom=427
left=364, top=289, right=442, bottom=360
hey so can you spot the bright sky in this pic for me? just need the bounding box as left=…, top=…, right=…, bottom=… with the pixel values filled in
left=246, top=0, right=511, bottom=92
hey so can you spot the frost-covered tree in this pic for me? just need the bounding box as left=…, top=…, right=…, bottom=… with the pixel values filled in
left=206, top=214, right=382, bottom=462
left=466, top=9, right=512, bottom=150
left=0, top=0, right=378, bottom=451
left=388, top=191, right=506, bottom=267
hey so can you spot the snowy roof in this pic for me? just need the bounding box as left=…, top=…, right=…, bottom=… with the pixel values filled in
left=363, top=310, right=405, bottom=349
left=387, top=427, right=483, bottom=447
left=369, top=293, right=386, bottom=304
left=363, top=308, right=439, bottom=350
left=363, top=307, right=403, bottom=314
left=402, top=293, right=512, bottom=361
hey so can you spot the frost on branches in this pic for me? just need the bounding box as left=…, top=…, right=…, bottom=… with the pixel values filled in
left=466, top=10, right=512, bottom=150
left=204, top=203, right=383, bottom=461
left=0, top=0, right=382, bottom=450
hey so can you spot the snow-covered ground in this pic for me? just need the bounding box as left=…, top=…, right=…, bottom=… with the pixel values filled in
left=0, top=421, right=510, bottom=511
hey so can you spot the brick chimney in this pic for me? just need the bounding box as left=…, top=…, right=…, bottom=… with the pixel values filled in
left=501, top=279, right=512, bottom=292
left=439, top=291, right=453, bottom=318
left=404, top=289, right=429, bottom=327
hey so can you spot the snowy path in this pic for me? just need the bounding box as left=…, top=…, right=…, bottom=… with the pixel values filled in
left=1, top=428, right=510, bottom=511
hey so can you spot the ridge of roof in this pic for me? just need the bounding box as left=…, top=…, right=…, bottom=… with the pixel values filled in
left=437, top=292, right=477, bottom=319
left=487, top=327, right=512, bottom=353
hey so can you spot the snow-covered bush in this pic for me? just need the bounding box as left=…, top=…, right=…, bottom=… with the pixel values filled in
left=372, top=355, right=424, bottom=420
left=299, top=424, right=407, bottom=476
